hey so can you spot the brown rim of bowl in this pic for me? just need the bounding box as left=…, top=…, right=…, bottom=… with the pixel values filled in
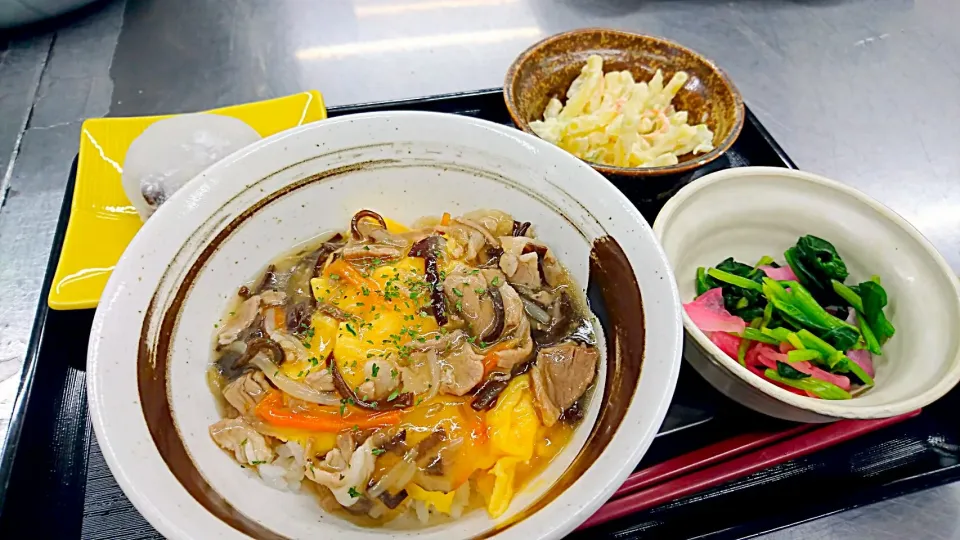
left=503, top=28, right=746, bottom=178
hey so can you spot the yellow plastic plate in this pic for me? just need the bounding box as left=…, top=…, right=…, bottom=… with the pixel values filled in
left=49, top=91, right=327, bottom=310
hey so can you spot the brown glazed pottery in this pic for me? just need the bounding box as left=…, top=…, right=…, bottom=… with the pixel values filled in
left=504, top=29, right=745, bottom=218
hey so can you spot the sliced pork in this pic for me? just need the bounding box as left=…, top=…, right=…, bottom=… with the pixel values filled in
left=531, top=342, right=600, bottom=427
left=217, top=295, right=261, bottom=346
left=438, top=340, right=485, bottom=396
left=210, top=418, right=274, bottom=465
left=222, top=370, right=272, bottom=415
left=443, top=269, right=499, bottom=339
left=358, top=357, right=401, bottom=401
left=342, top=244, right=404, bottom=263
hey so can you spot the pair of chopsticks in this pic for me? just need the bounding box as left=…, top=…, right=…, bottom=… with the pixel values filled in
left=579, top=410, right=921, bottom=530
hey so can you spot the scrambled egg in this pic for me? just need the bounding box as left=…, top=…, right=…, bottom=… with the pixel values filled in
left=484, top=375, right=541, bottom=517
left=488, top=375, right=539, bottom=461
left=310, top=255, right=438, bottom=391
left=408, top=484, right=456, bottom=513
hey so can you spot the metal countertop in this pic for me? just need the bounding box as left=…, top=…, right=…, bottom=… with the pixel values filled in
left=1, top=0, right=958, bottom=537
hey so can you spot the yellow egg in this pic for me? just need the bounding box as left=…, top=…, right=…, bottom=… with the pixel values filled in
left=487, top=456, right=521, bottom=518
left=487, top=375, right=540, bottom=462
left=382, top=216, right=409, bottom=234
left=280, top=312, right=339, bottom=380
left=535, top=423, right=573, bottom=460
left=407, top=484, right=456, bottom=514
left=314, top=257, right=438, bottom=390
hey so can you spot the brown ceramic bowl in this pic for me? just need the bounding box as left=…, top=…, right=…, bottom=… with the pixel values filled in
left=504, top=29, right=745, bottom=183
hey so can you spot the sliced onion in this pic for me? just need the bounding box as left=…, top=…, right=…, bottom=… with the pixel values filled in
left=521, top=296, right=551, bottom=324
left=263, top=307, right=281, bottom=334
left=453, top=217, right=497, bottom=245
left=329, top=357, right=413, bottom=410
left=415, top=499, right=430, bottom=524
left=413, top=471, right=453, bottom=493
left=250, top=354, right=341, bottom=405
left=423, top=349, right=441, bottom=402
left=394, top=460, right=417, bottom=489
left=449, top=481, right=471, bottom=519
left=368, top=228, right=410, bottom=248
left=367, top=503, right=385, bottom=519
left=368, top=448, right=419, bottom=498
left=336, top=432, right=356, bottom=464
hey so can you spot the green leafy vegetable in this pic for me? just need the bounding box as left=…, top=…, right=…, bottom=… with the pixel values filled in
left=785, top=332, right=805, bottom=351
left=835, top=357, right=875, bottom=386
left=696, top=267, right=711, bottom=296
left=820, top=326, right=861, bottom=352
left=706, top=268, right=763, bottom=292
left=764, top=369, right=852, bottom=399
left=761, top=302, right=774, bottom=328
left=762, top=278, right=860, bottom=351
left=753, top=255, right=775, bottom=269
left=858, top=281, right=896, bottom=344
left=784, top=235, right=849, bottom=305
left=695, top=236, right=890, bottom=400
left=776, top=361, right=810, bottom=379
left=697, top=257, right=769, bottom=321
left=793, top=329, right=845, bottom=368
left=761, top=326, right=793, bottom=343
left=830, top=279, right=890, bottom=354
left=792, top=329, right=874, bottom=386
left=858, top=313, right=882, bottom=355
left=831, top=280, right=864, bottom=312
left=787, top=349, right=821, bottom=363
left=742, top=328, right=780, bottom=345
left=797, top=235, right=849, bottom=281
left=737, top=318, right=762, bottom=365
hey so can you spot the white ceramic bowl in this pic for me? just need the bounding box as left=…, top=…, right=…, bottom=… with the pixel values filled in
left=653, top=166, right=960, bottom=423
left=87, top=111, right=683, bottom=539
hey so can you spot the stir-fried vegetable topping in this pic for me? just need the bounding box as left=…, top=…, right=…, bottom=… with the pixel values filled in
left=685, top=235, right=894, bottom=400
left=207, top=209, right=599, bottom=527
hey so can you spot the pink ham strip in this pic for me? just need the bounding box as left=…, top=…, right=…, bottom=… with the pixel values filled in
left=710, top=332, right=742, bottom=359
left=684, top=288, right=746, bottom=335
left=760, top=265, right=799, bottom=282
left=754, top=345, right=851, bottom=390
left=846, top=348, right=876, bottom=378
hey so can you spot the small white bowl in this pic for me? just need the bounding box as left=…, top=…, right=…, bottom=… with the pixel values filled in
left=88, top=111, right=683, bottom=539
left=653, top=166, right=960, bottom=423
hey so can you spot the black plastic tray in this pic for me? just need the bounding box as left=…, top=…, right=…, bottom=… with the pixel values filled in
left=2, top=89, right=959, bottom=539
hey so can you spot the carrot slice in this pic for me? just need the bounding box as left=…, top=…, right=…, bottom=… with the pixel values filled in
left=481, top=341, right=515, bottom=376
left=325, top=259, right=381, bottom=294
left=255, top=391, right=402, bottom=431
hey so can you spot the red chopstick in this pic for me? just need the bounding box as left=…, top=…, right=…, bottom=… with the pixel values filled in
left=580, top=410, right=921, bottom=530
left=614, top=424, right=813, bottom=498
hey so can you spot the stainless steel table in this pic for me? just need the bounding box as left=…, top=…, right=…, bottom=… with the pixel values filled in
left=1, top=0, right=958, bottom=537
